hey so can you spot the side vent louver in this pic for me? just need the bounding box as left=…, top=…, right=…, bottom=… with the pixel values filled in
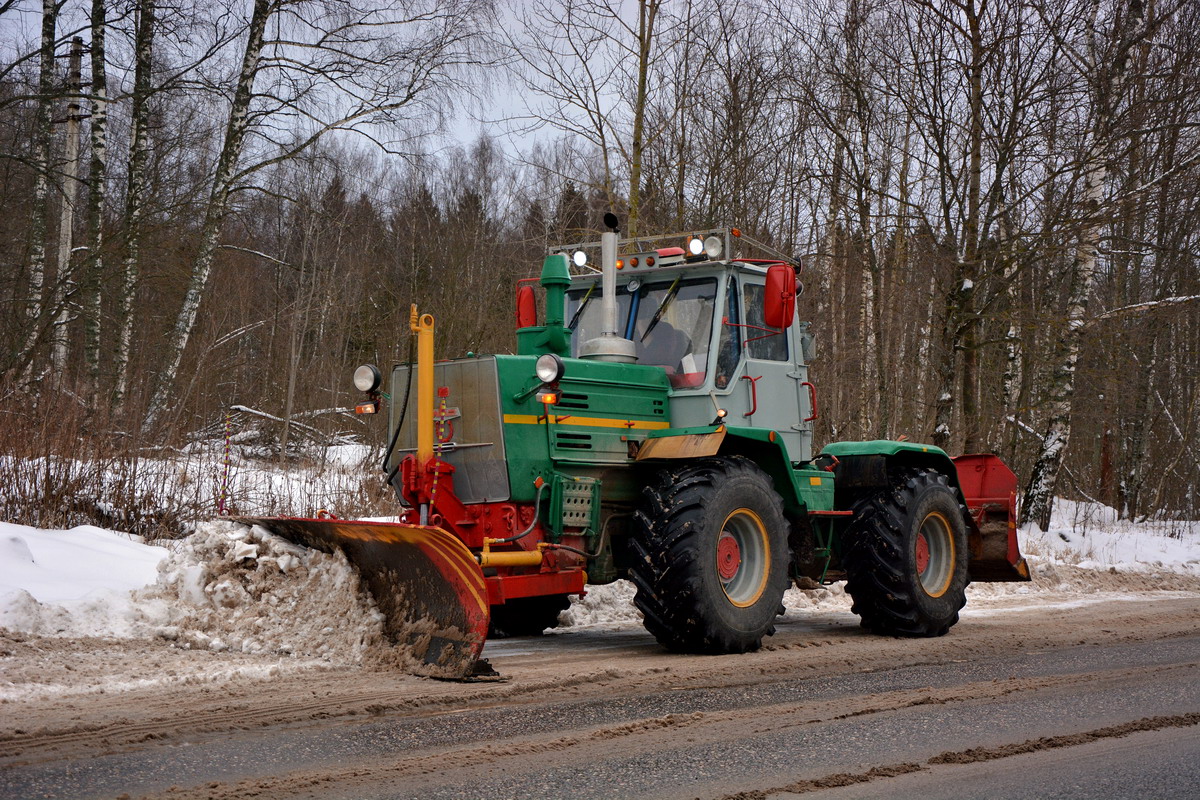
left=557, top=392, right=590, bottom=410
left=555, top=432, right=593, bottom=450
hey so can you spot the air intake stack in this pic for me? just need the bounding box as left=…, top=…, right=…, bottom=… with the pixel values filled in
left=579, top=213, right=638, bottom=363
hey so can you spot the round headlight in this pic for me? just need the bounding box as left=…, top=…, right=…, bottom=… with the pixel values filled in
left=572, top=250, right=589, bottom=267
left=353, top=364, right=382, bottom=393
left=687, top=237, right=705, bottom=255
left=535, top=353, right=565, bottom=384
left=704, top=235, right=723, bottom=258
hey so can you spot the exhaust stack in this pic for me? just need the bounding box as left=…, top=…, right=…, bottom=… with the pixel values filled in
left=579, top=214, right=638, bottom=363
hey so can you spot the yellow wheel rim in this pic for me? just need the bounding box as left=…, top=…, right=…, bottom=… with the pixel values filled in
left=916, top=511, right=956, bottom=598
left=716, top=508, right=770, bottom=607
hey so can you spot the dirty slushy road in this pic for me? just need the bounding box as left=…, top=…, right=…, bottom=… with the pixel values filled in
left=2, top=594, right=1198, bottom=800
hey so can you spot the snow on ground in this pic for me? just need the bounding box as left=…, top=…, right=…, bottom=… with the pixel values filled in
left=1021, top=498, right=1200, bottom=575
left=1, top=498, right=1198, bottom=685
left=0, top=521, right=168, bottom=638
left=0, top=440, right=385, bottom=538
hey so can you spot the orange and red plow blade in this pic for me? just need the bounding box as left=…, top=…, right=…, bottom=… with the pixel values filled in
left=238, top=517, right=490, bottom=679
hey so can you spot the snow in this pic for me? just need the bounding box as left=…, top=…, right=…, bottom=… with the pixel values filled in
left=0, top=521, right=169, bottom=638
left=0, top=520, right=386, bottom=658
left=1, top=498, right=1198, bottom=670
left=1019, top=499, right=1200, bottom=576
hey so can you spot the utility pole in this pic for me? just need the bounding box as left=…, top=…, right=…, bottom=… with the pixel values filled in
left=51, top=36, right=86, bottom=377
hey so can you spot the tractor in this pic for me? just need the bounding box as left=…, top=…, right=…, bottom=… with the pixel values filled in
left=245, top=217, right=1029, bottom=679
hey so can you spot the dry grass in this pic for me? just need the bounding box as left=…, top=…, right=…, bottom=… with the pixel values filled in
left=0, top=394, right=395, bottom=539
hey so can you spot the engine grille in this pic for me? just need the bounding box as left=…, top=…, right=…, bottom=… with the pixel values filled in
left=386, top=357, right=510, bottom=503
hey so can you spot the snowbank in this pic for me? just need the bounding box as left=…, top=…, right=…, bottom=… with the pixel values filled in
left=1020, top=499, right=1200, bottom=575
left=136, top=521, right=387, bottom=661
left=0, top=520, right=386, bottom=664
left=0, top=521, right=168, bottom=637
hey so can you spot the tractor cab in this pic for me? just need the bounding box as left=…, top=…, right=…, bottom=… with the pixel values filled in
left=542, top=228, right=817, bottom=463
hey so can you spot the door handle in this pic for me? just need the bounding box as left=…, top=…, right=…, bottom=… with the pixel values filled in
left=741, top=374, right=762, bottom=417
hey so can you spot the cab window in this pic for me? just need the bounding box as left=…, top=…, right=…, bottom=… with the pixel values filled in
left=715, top=278, right=741, bottom=388
left=743, top=283, right=788, bottom=361
left=568, top=277, right=717, bottom=388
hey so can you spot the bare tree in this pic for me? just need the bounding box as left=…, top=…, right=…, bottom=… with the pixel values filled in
left=112, top=0, right=155, bottom=413
left=11, top=0, right=65, bottom=383
left=503, top=0, right=697, bottom=235
left=1022, top=0, right=1154, bottom=529
left=141, top=0, right=490, bottom=433
left=82, top=0, right=108, bottom=402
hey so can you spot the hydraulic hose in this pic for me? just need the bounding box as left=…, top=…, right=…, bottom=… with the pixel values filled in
left=382, top=332, right=417, bottom=488
left=487, top=481, right=547, bottom=545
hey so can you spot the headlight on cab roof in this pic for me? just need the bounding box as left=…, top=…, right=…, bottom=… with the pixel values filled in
left=353, top=364, right=382, bottom=393
left=535, top=353, right=565, bottom=384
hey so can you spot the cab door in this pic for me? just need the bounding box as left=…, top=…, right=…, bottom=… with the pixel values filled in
left=738, top=278, right=802, bottom=441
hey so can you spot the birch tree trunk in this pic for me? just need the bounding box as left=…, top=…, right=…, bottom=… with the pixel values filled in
left=50, top=37, right=84, bottom=376
left=113, top=0, right=154, bottom=414
left=83, top=0, right=108, bottom=403
left=13, top=0, right=61, bottom=382
left=1021, top=0, right=1147, bottom=530
left=1020, top=151, right=1106, bottom=528
left=112, top=0, right=154, bottom=417
left=141, top=0, right=272, bottom=433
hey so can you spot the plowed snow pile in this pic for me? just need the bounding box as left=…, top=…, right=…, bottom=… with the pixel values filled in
left=1, top=520, right=387, bottom=665
left=138, top=521, right=387, bottom=661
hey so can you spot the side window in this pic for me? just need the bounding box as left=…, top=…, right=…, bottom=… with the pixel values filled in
left=743, top=283, right=788, bottom=361
left=715, top=278, right=741, bottom=388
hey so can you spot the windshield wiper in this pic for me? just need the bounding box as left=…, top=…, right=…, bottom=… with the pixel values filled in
left=567, top=285, right=596, bottom=332
left=641, top=276, right=682, bottom=342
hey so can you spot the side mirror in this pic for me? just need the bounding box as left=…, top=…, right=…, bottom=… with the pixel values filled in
left=515, top=284, right=537, bottom=329
left=764, top=264, right=796, bottom=329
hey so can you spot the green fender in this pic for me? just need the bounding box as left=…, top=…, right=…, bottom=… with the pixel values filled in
left=819, top=439, right=963, bottom=494
left=639, top=424, right=814, bottom=515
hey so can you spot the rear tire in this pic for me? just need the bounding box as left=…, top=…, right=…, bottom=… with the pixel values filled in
left=842, top=468, right=969, bottom=636
left=488, top=594, right=571, bottom=637
left=630, top=456, right=789, bottom=653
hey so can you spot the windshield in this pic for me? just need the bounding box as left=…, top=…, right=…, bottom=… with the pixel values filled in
left=568, top=277, right=717, bottom=388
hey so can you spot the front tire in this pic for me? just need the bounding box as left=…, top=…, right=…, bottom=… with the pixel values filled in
left=842, top=468, right=969, bottom=636
left=630, top=457, right=789, bottom=653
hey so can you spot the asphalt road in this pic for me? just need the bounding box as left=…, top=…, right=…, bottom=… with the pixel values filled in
left=801, top=725, right=1200, bottom=800
left=3, top=619, right=1198, bottom=800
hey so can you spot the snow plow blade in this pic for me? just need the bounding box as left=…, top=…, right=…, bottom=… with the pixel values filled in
left=238, top=517, right=489, bottom=679
left=953, top=454, right=1031, bottom=582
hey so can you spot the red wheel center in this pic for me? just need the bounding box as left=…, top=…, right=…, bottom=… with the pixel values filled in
left=717, top=533, right=741, bottom=581
left=915, top=533, right=930, bottom=574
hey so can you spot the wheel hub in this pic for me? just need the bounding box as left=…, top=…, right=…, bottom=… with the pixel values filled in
left=716, top=533, right=741, bottom=581
left=915, top=533, right=931, bottom=575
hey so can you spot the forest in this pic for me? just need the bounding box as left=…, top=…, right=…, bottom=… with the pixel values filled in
left=1, top=0, right=1198, bottom=530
